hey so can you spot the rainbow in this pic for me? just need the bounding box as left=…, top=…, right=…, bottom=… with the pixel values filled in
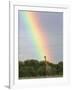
left=19, top=11, right=52, bottom=62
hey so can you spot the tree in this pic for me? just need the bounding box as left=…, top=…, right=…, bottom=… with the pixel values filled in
left=19, top=60, right=63, bottom=78
left=56, top=61, right=63, bottom=75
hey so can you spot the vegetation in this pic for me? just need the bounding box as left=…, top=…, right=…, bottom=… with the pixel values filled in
left=19, top=59, right=63, bottom=79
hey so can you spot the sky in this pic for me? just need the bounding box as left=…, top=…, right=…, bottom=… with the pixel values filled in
left=18, top=11, right=63, bottom=64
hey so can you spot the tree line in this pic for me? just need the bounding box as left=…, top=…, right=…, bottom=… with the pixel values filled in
left=19, top=59, right=63, bottom=78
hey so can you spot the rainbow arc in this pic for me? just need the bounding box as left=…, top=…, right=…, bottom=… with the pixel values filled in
left=19, top=11, right=52, bottom=63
